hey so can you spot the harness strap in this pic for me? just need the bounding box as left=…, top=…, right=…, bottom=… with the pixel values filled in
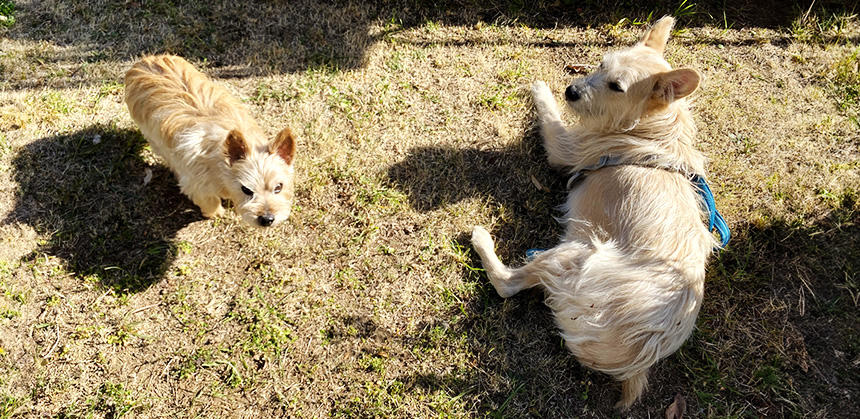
left=691, top=175, right=731, bottom=248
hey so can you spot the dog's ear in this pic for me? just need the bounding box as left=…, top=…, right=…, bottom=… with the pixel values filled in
left=638, top=16, right=675, bottom=54
left=652, top=68, right=700, bottom=103
left=224, top=129, right=248, bottom=165
left=270, top=127, right=296, bottom=165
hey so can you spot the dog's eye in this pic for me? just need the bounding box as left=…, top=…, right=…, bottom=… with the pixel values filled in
left=241, top=185, right=253, bottom=196
left=608, top=81, right=624, bottom=92
left=274, top=183, right=283, bottom=194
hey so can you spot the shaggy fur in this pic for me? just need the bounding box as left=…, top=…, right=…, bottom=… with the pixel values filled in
left=125, top=54, right=296, bottom=227
left=471, top=17, right=716, bottom=408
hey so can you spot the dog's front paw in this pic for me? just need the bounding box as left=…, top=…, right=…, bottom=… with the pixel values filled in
left=202, top=205, right=225, bottom=219
left=531, top=80, right=551, bottom=100
left=531, top=81, right=560, bottom=119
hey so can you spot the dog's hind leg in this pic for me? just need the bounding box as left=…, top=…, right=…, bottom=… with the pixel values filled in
left=471, top=226, right=522, bottom=297
left=531, top=81, right=576, bottom=167
left=472, top=226, right=589, bottom=298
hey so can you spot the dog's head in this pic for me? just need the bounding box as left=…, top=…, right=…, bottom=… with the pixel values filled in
left=564, top=16, right=700, bottom=132
left=223, top=128, right=296, bottom=228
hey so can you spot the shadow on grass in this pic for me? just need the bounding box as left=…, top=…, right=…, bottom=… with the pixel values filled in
left=386, top=134, right=565, bottom=258
left=385, top=133, right=859, bottom=415
left=5, top=0, right=856, bottom=88
left=4, top=125, right=200, bottom=293
left=676, top=200, right=860, bottom=415
left=383, top=134, right=624, bottom=414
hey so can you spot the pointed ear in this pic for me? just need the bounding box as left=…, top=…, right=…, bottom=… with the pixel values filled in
left=653, top=68, right=700, bottom=103
left=270, top=127, right=296, bottom=165
left=638, top=16, right=675, bottom=54
left=224, top=129, right=248, bottom=165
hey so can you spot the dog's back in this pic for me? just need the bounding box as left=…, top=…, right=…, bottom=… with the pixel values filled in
left=124, top=55, right=258, bottom=150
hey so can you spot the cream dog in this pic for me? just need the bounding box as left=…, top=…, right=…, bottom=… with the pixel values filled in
left=472, top=16, right=725, bottom=408
left=125, top=55, right=296, bottom=227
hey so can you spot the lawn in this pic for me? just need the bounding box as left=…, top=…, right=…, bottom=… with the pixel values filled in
left=0, top=0, right=858, bottom=417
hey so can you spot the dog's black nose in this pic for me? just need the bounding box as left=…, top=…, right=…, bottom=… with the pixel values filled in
left=565, top=85, right=580, bottom=102
left=257, top=214, right=275, bottom=227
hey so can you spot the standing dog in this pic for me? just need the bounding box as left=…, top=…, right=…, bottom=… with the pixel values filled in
left=472, top=17, right=722, bottom=408
left=125, top=55, right=296, bottom=227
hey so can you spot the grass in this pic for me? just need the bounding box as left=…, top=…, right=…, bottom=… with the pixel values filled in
left=0, top=1, right=14, bottom=28
left=0, top=0, right=858, bottom=417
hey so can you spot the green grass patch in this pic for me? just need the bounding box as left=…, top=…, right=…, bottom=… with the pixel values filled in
left=0, top=394, right=25, bottom=419
left=831, top=47, right=860, bottom=126
left=0, top=1, right=14, bottom=28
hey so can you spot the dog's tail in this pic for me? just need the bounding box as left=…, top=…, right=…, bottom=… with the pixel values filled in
left=616, top=369, right=649, bottom=410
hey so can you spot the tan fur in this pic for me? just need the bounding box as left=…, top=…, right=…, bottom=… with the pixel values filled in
left=471, top=17, right=715, bottom=409
left=125, top=55, right=297, bottom=227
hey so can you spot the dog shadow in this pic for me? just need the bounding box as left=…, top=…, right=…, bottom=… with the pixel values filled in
left=386, top=133, right=566, bottom=259
left=4, top=125, right=200, bottom=293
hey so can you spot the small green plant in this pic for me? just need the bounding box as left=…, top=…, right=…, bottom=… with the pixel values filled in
left=358, top=354, right=385, bottom=374
left=832, top=48, right=859, bottom=119
left=95, top=382, right=138, bottom=417
left=753, top=364, right=785, bottom=393
left=41, top=91, right=73, bottom=116
left=0, top=1, right=15, bottom=28
left=672, top=0, right=697, bottom=18
left=0, top=308, right=18, bottom=319
left=0, top=133, right=11, bottom=158
left=1, top=394, right=25, bottom=418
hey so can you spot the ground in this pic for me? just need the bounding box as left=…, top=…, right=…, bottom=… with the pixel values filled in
left=0, top=0, right=858, bottom=417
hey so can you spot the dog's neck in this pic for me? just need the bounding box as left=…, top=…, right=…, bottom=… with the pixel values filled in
left=572, top=101, right=707, bottom=176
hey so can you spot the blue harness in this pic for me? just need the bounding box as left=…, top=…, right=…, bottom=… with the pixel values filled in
left=528, top=155, right=730, bottom=259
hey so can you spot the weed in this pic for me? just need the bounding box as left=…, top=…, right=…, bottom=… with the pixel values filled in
left=0, top=395, right=25, bottom=419
left=0, top=133, right=11, bottom=159
left=478, top=86, right=519, bottom=110
left=61, top=382, right=140, bottom=418
left=252, top=83, right=295, bottom=106
left=753, top=364, right=785, bottom=394
left=673, top=0, right=697, bottom=19
left=830, top=48, right=859, bottom=124
left=106, top=324, right=136, bottom=346
left=0, top=0, right=14, bottom=28
left=41, top=91, right=73, bottom=115
left=358, top=354, right=386, bottom=374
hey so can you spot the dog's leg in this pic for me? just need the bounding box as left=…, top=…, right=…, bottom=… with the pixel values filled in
left=471, top=226, right=530, bottom=297
left=473, top=226, right=593, bottom=298
left=531, top=81, right=577, bottom=167
left=473, top=226, right=586, bottom=298
left=193, top=194, right=225, bottom=218
left=472, top=226, right=522, bottom=298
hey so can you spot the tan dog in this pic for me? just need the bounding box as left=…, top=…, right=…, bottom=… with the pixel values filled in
left=125, top=55, right=296, bottom=227
left=472, top=17, right=715, bottom=408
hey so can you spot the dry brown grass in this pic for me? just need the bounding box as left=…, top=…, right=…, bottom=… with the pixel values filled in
left=1, top=1, right=858, bottom=417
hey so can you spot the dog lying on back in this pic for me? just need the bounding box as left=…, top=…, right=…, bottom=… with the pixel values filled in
left=125, top=55, right=296, bottom=227
left=472, top=17, right=719, bottom=408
